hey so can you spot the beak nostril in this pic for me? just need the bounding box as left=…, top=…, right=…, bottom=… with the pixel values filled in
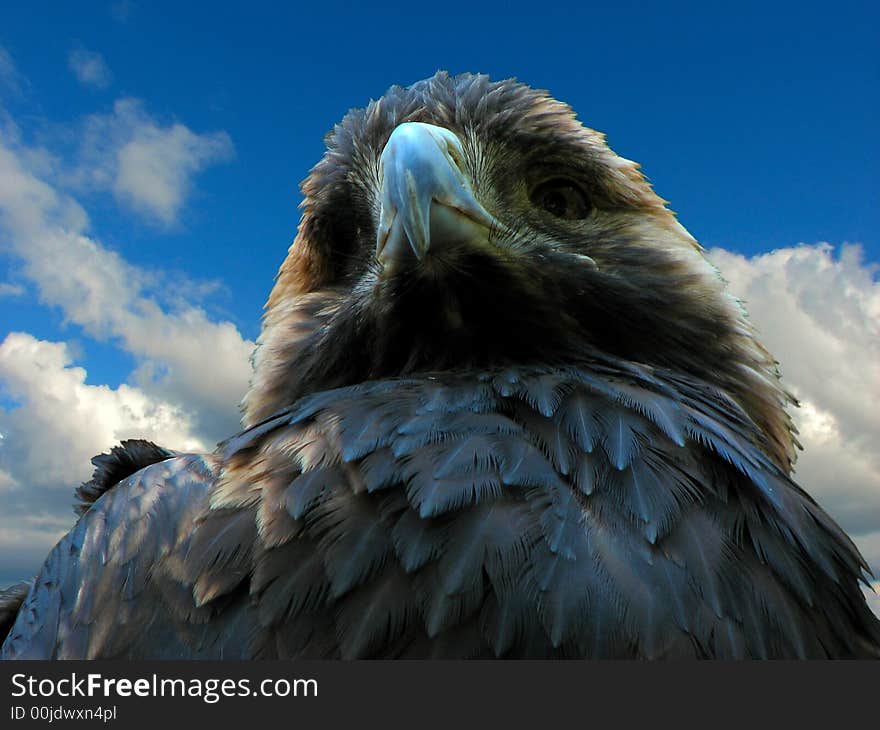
left=445, top=144, right=465, bottom=171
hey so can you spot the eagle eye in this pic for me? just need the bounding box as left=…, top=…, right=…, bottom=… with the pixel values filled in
left=530, top=179, right=592, bottom=220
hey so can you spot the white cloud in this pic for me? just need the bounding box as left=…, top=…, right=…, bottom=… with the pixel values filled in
left=709, top=244, right=880, bottom=593
left=0, top=281, right=24, bottom=297
left=70, top=98, right=234, bottom=226
left=68, top=47, right=113, bottom=90
left=0, top=332, right=205, bottom=491
left=115, top=118, right=232, bottom=225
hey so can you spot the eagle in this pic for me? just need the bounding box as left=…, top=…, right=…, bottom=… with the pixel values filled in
left=2, top=72, right=878, bottom=659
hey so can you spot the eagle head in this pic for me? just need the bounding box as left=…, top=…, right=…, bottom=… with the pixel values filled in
left=243, top=72, right=795, bottom=469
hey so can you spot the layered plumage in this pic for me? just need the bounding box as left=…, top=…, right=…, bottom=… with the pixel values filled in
left=3, top=72, right=878, bottom=658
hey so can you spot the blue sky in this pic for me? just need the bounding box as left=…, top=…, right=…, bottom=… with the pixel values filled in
left=0, top=2, right=878, bottom=607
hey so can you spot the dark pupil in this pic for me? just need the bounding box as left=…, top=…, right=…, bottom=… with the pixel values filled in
left=531, top=180, right=590, bottom=219
left=541, top=190, right=568, bottom=217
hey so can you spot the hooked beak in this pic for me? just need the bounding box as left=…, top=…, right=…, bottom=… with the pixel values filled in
left=376, top=122, right=501, bottom=270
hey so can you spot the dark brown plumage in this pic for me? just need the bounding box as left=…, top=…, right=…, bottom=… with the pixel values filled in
left=73, top=439, right=175, bottom=516
left=2, top=72, right=878, bottom=659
